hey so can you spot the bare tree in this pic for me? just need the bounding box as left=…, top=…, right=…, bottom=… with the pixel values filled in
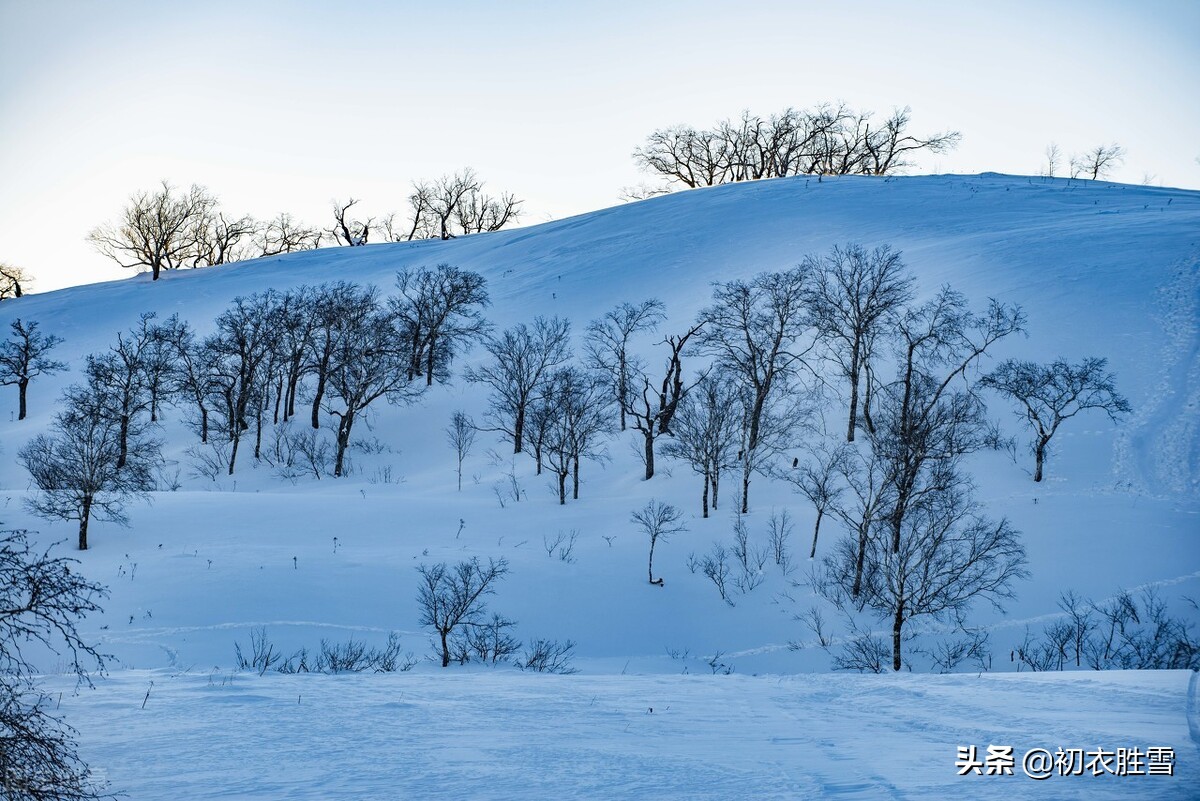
left=0, top=527, right=114, bottom=799
left=88, top=181, right=214, bottom=281
left=1044, top=143, right=1062, bottom=178
left=632, top=500, right=686, bottom=586
left=541, top=367, right=613, bottom=503
left=634, top=104, right=959, bottom=187
left=626, top=322, right=706, bottom=479
left=662, top=374, right=741, bottom=517
left=322, top=298, right=421, bottom=477
left=859, top=107, right=961, bottom=176
left=446, top=411, right=476, bottom=491
left=19, top=384, right=159, bottom=550
left=0, top=262, right=31, bottom=300
left=1071, top=144, right=1125, bottom=180
left=817, top=478, right=1027, bottom=671
left=390, top=265, right=490, bottom=386
left=158, top=315, right=218, bottom=443
left=698, top=267, right=818, bottom=512
left=327, top=198, right=374, bottom=246
left=982, top=357, right=1130, bottom=482
left=306, top=282, right=372, bottom=430
left=585, top=300, right=666, bottom=431
left=189, top=208, right=256, bottom=267
left=804, top=244, right=914, bottom=441
left=874, top=287, right=1024, bottom=553
left=416, top=557, right=509, bottom=667
left=773, top=441, right=848, bottom=559
left=826, top=443, right=892, bottom=598
left=254, top=213, right=322, bottom=256
left=467, top=317, right=572, bottom=454
left=206, top=292, right=283, bottom=474
left=0, top=319, right=66, bottom=420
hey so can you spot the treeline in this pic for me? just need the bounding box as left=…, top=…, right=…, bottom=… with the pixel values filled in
left=88, top=168, right=521, bottom=281
left=632, top=104, right=960, bottom=191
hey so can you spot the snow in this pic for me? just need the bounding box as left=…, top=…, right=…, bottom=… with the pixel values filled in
left=1, top=173, right=1198, bottom=797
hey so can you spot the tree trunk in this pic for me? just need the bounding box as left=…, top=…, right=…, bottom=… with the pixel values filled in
left=117, top=414, right=130, bottom=469
left=254, top=405, right=264, bottom=460
left=852, top=523, right=869, bottom=598
left=740, top=456, right=752, bottom=514
left=199, top=404, right=209, bottom=443
left=846, top=345, right=861, bottom=442
left=892, top=598, right=904, bottom=672
left=557, top=471, right=567, bottom=505
left=572, top=455, right=580, bottom=500
left=17, top=378, right=28, bottom=420
left=228, top=431, right=240, bottom=475
left=643, top=430, right=655, bottom=480
left=311, top=371, right=327, bottom=430
left=1034, top=436, right=1049, bottom=482
left=78, top=496, right=91, bottom=551
left=425, top=333, right=437, bottom=386
left=513, top=407, right=525, bottom=454
left=809, top=508, right=824, bottom=559
left=712, top=471, right=720, bottom=511
left=702, top=473, right=710, bottom=519
left=648, top=540, right=657, bottom=584
left=334, top=411, right=355, bottom=478
left=439, top=629, right=450, bottom=668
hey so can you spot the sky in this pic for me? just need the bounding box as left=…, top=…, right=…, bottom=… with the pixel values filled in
left=1, top=0, right=1197, bottom=292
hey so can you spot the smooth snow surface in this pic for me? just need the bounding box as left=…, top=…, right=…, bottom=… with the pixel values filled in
left=2, top=173, right=1198, bottom=798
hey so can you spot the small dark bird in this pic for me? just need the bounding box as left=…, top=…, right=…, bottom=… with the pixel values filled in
left=792, top=457, right=799, bottom=468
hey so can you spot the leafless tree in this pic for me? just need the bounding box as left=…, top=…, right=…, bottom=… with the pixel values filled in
left=157, top=315, right=217, bottom=443
left=390, top=265, right=490, bottom=385
left=305, top=282, right=372, bottom=430
left=982, top=357, right=1130, bottom=482
left=859, top=107, right=961, bottom=176
left=772, top=441, right=849, bottom=559
left=632, top=500, right=686, bottom=586
left=874, top=287, right=1024, bottom=553
left=267, top=286, right=319, bottom=424
left=1071, top=144, right=1125, bottom=180
left=698, top=267, right=818, bottom=512
left=19, top=383, right=159, bottom=550
left=446, top=411, right=476, bottom=491
left=254, top=213, right=322, bottom=256
left=467, top=316, right=572, bottom=454
left=626, top=322, right=706, bottom=479
left=416, top=557, right=509, bottom=667
left=804, top=244, right=914, bottom=441
left=0, top=319, right=66, bottom=420
left=634, top=104, right=959, bottom=187
left=88, top=181, right=213, bottom=281
left=817, top=478, right=1027, bottom=671
left=0, top=527, right=114, bottom=799
left=662, top=374, right=741, bottom=517
left=206, top=292, right=283, bottom=474
left=540, top=367, right=613, bottom=503
left=1044, top=143, right=1062, bottom=178
left=327, top=198, right=374, bottom=246
left=189, top=208, right=256, bottom=267
left=0, top=262, right=31, bottom=300
left=826, top=443, right=892, bottom=598
left=322, top=297, right=421, bottom=477
left=585, top=299, right=666, bottom=431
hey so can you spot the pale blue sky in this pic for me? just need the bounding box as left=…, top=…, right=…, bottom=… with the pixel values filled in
left=2, top=0, right=1197, bottom=291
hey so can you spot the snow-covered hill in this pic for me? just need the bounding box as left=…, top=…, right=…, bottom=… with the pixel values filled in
left=1, top=173, right=1197, bottom=798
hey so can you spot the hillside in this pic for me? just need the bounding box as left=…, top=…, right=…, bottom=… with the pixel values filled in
left=1, top=173, right=1197, bottom=798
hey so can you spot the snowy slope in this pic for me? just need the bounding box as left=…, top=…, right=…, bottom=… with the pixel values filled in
left=1, top=173, right=1198, bottom=798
